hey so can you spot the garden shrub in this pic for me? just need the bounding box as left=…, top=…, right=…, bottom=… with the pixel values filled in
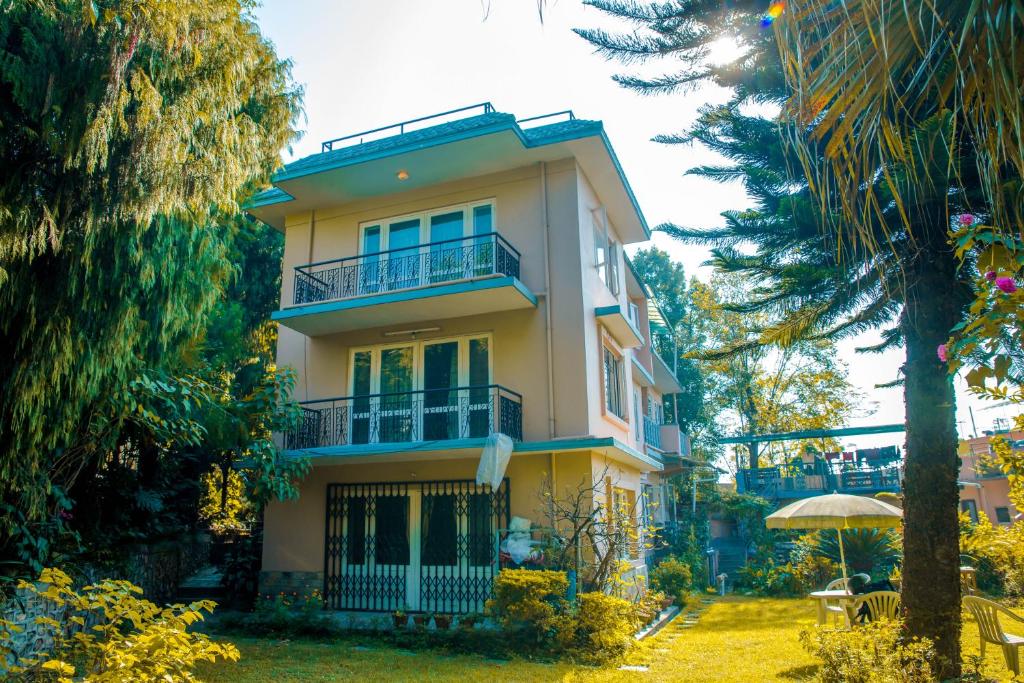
left=566, top=592, right=638, bottom=663
left=792, top=553, right=840, bottom=591
left=960, top=513, right=1024, bottom=597
left=734, top=559, right=804, bottom=597
left=2, top=567, right=238, bottom=681
left=800, top=620, right=936, bottom=683
left=485, top=569, right=569, bottom=638
left=649, top=556, right=692, bottom=603
left=215, top=590, right=343, bottom=638
left=486, top=569, right=639, bottom=662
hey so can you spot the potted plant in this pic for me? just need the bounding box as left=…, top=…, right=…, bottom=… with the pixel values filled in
left=659, top=594, right=675, bottom=610
left=392, top=607, right=408, bottom=629
left=433, top=613, right=453, bottom=630
left=457, top=612, right=480, bottom=630
left=412, top=612, right=429, bottom=628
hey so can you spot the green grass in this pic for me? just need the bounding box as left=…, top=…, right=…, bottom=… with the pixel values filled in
left=196, top=597, right=1023, bottom=682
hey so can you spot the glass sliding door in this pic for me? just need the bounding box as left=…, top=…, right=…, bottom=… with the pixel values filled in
left=385, top=218, right=421, bottom=290
left=351, top=350, right=373, bottom=444
left=359, top=226, right=382, bottom=294
left=428, top=211, right=465, bottom=283
left=379, top=345, right=415, bottom=442
left=467, top=338, right=491, bottom=437
left=349, top=334, right=492, bottom=445
left=471, top=204, right=494, bottom=277
left=422, top=341, right=459, bottom=440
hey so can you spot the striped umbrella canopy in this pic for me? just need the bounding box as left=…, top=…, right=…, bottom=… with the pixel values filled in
left=765, top=493, right=902, bottom=584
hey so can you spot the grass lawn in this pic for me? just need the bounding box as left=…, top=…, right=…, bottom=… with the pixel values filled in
left=196, top=596, right=1022, bottom=682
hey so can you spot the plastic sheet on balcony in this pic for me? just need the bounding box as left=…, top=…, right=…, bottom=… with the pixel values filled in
left=476, top=432, right=513, bottom=491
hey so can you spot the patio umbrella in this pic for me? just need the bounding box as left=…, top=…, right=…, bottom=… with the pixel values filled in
left=765, top=493, right=902, bottom=584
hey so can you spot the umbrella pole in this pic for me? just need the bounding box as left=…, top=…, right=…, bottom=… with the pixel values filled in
left=837, top=528, right=849, bottom=587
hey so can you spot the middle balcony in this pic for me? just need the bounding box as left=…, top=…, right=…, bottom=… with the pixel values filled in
left=284, top=384, right=523, bottom=451
left=273, top=231, right=536, bottom=336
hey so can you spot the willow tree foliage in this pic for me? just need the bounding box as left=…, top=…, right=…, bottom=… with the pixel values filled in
left=578, top=0, right=985, bottom=672
left=0, top=1, right=302, bottom=523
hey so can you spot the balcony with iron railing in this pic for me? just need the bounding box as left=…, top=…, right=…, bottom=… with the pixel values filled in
left=643, top=415, right=663, bottom=451
left=737, top=463, right=902, bottom=500
left=275, top=232, right=536, bottom=336
left=293, top=232, right=521, bottom=305
left=284, top=385, right=523, bottom=451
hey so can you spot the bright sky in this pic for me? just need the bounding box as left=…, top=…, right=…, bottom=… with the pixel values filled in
left=253, top=0, right=1017, bottom=448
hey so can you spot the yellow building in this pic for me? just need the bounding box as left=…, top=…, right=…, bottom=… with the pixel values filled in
left=247, top=104, right=686, bottom=614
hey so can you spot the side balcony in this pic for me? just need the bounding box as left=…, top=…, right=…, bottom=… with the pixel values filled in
left=284, top=385, right=523, bottom=451
left=737, top=464, right=902, bottom=500
left=273, top=233, right=536, bottom=336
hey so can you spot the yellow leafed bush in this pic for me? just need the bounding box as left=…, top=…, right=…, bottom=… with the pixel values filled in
left=568, top=592, right=638, bottom=662
left=485, top=568, right=569, bottom=632
left=2, top=567, right=238, bottom=682
left=800, top=620, right=936, bottom=683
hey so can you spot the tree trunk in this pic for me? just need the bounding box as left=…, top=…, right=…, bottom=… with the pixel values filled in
left=900, top=222, right=964, bottom=679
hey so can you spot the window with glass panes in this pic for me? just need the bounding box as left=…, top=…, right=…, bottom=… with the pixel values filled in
left=603, top=345, right=625, bottom=419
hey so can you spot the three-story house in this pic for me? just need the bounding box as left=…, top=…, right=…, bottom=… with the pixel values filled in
left=248, top=103, right=686, bottom=615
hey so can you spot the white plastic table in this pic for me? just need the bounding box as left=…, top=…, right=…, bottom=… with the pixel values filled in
left=809, top=589, right=857, bottom=626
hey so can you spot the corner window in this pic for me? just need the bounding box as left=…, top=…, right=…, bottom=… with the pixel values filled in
left=607, top=240, right=620, bottom=295
left=603, top=345, right=625, bottom=419
left=593, top=211, right=620, bottom=295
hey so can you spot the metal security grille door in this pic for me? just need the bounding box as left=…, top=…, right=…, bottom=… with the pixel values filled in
left=324, top=480, right=510, bottom=613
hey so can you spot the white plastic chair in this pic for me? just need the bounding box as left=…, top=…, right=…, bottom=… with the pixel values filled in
left=964, top=595, right=1024, bottom=676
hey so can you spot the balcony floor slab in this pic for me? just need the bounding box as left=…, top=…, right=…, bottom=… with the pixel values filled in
left=273, top=275, right=536, bottom=336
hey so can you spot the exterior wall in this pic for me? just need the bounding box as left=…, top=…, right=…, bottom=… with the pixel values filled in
left=958, top=432, right=1021, bottom=525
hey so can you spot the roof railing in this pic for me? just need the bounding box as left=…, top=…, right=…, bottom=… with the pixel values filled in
left=516, top=110, right=576, bottom=127
left=321, top=102, right=496, bottom=152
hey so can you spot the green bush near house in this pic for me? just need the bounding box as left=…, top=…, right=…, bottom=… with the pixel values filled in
left=650, top=556, right=693, bottom=604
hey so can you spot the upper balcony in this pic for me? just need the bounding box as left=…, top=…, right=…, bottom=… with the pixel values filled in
left=273, top=232, right=536, bottom=336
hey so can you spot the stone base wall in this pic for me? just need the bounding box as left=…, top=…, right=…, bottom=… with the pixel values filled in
left=258, top=570, right=322, bottom=599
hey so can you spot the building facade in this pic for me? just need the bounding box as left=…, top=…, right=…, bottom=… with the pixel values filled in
left=247, top=104, right=686, bottom=613
left=958, top=431, right=1022, bottom=526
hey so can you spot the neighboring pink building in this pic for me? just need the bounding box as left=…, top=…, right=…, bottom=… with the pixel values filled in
left=959, top=431, right=1022, bottom=526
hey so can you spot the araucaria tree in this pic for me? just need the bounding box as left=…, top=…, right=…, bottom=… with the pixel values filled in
left=0, top=1, right=301, bottom=550
left=579, top=0, right=981, bottom=673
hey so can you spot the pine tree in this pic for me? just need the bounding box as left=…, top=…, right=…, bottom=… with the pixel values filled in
left=579, top=1, right=982, bottom=670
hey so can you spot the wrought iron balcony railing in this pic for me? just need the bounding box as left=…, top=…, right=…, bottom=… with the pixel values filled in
left=285, top=385, right=523, bottom=450
left=643, top=415, right=663, bottom=450
left=292, top=232, right=521, bottom=305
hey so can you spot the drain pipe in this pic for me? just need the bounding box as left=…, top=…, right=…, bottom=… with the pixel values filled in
left=540, top=162, right=556, bottom=440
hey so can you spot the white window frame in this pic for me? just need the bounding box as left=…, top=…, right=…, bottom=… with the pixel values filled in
left=347, top=333, right=494, bottom=444
left=602, top=341, right=626, bottom=421
left=358, top=199, right=497, bottom=255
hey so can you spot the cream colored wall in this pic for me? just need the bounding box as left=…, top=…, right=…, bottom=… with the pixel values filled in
left=275, top=160, right=601, bottom=441
left=575, top=167, right=642, bottom=444
left=262, top=451, right=593, bottom=572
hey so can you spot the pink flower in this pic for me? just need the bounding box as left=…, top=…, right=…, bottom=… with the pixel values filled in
left=959, top=214, right=976, bottom=226
left=996, top=277, right=1018, bottom=294
left=985, top=270, right=997, bottom=281
left=937, top=344, right=948, bottom=363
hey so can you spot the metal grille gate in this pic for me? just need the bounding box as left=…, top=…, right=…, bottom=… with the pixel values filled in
left=324, top=479, right=510, bottom=613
